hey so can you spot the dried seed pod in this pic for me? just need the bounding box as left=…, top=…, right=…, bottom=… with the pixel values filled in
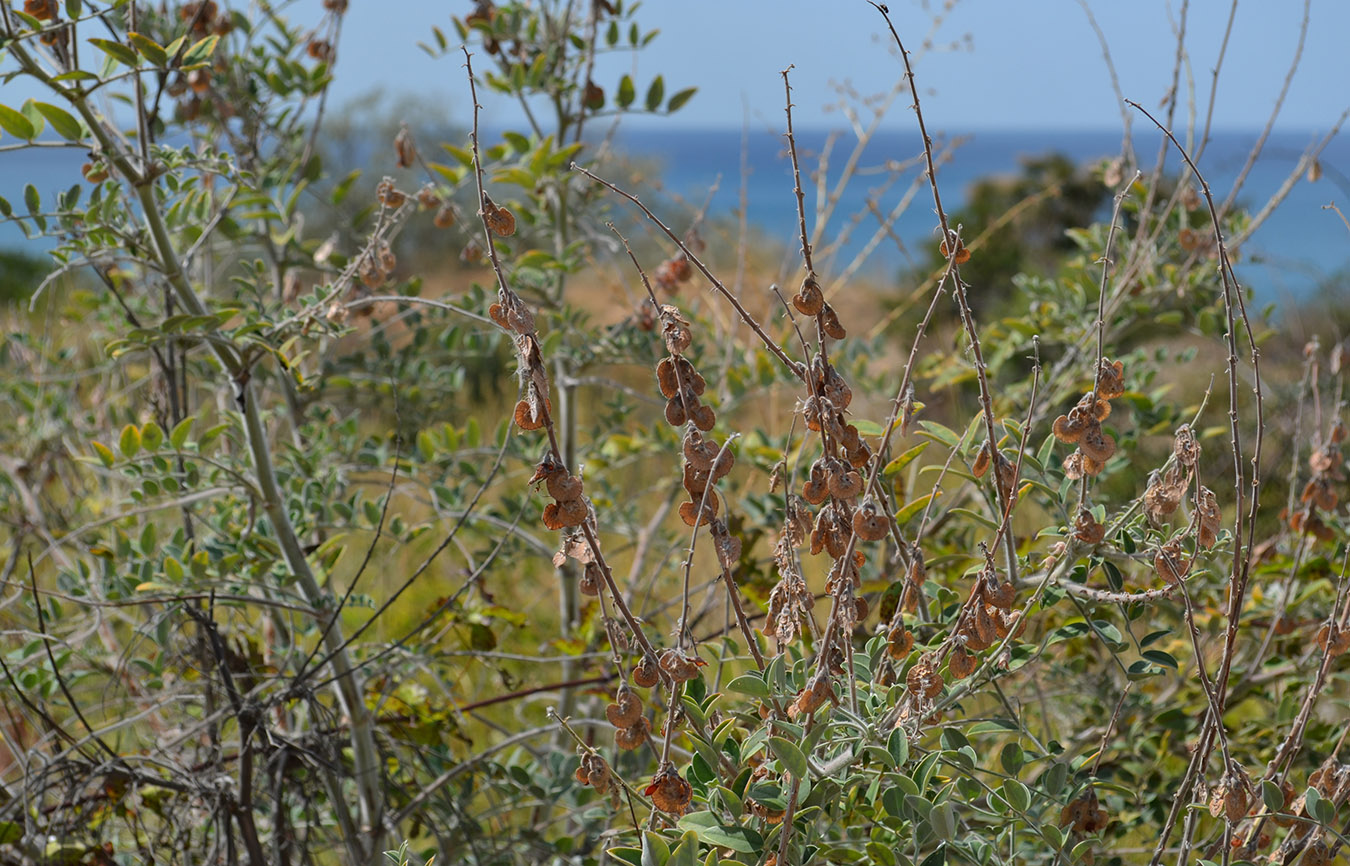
left=1144, top=474, right=1184, bottom=523
left=1302, top=477, right=1339, bottom=511
left=542, top=497, right=588, bottom=530
left=1195, top=486, right=1221, bottom=550
left=788, top=673, right=832, bottom=719
left=985, top=579, right=1016, bottom=611
left=632, top=655, right=660, bottom=688
left=1303, top=840, right=1334, bottom=866
left=949, top=645, right=977, bottom=680
left=646, top=766, right=693, bottom=814
left=579, top=753, right=610, bottom=794
left=659, top=648, right=704, bottom=682
left=545, top=473, right=583, bottom=502
left=971, top=442, right=992, bottom=478
left=1316, top=624, right=1350, bottom=656
left=416, top=185, right=441, bottom=209
left=482, top=197, right=516, bottom=237
left=678, top=495, right=718, bottom=527
left=655, top=357, right=680, bottom=398
left=1208, top=770, right=1253, bottom=824
left=578, top=562, right=602, bottom=596
left=1173, top=424, right=1201, bottom=467
left=939, top=235, right=971, bottom=264
left=802, top=460, right=830, bottom=505
left=969, top=605, right=997, bottom=650
left=852, top=499, right=890, bottom=542
left=613, top=716, right=651, bottom=750
left=394, top=125, right=417, bottom=168
left=682, top=462, right=712, bottom=498
left=826, top=461, right=863, bottom=500
left=820, top=304, right=847, bottom=339
left=513, top=397, right=549, bottom=431
left=682, top=430, right=718, bottom=471
left=1072, top=508, right=1105, bottom=544
left=1095, top=358, right=1126, bottom=400
left=433, top=204, right=457, bottom=228
left=690, top=404, right=716, bottom=432
left=1153, top=539, right=1189, bottom=585
left=792, top=275, right=825, bottom=316
left=886, top=625, right=915, bottom=659
left=81, top=162, right=109, bottom=183
left=659, top=305, right=693, bottom=355
left=906, top=654, right=943, bottom=699
left=376, top=177, right=406, bottom=208
left=1077, top=423, right=1116, bottom=463
left=1053, top=412, right=1087, bottom=444
left=606, top=686, right=643, bottom=728
left=664, top=394, right=691, bottom=427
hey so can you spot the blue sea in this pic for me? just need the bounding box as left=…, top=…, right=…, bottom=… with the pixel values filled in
left=4, top=127, right=1347, bottom=301
left=608, top=126, right=1350, bottom=302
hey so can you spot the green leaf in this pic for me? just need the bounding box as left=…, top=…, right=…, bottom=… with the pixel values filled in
left=725, top=673, right=769, bottom=698
left=668, top=833, right=698, bottom=866
left=127, top=31, right=169, bottom=66
left=33, top=103, right=82, bottom=141
left=1261, top=780, right=1284, bottom=813
left=887, top=728, right=909, bottom=767
left=91, top=441, right=116, bottom=468
left=1002, top=779, right=1030, bottom=812
left=164, top=557, right=184, bottom=581
left=641, top=830, right=669, bottom=866
left=169, top=416, right=194, bottom=450
left=893, top=493, right=934, bottom=526
left=119, top=424, right=141, bottom=457
left=182, top=34, right=220, bottom=67
left=23, top=184, right=39, bottom=215
left=89, top=37, right=141, bottom=68
left=0, top=103, right=35, bottom=140
left=917, top=419, right=962, bottom=449
left=769, top=737, right=809, bottom=779
left=140, top=420, right=163, bottom=451
left=1000, top=742, right=1024, bottom=776
left=65, top=0, right=82, bottom=17
left=667, top=87, right=697, bottom=113
left=617, top=74, right=635, bottom=109
left=645, top=74, right=665, bottom=111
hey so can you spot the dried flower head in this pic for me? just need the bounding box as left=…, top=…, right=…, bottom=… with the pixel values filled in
left=646, top=765, right=693, bottom=814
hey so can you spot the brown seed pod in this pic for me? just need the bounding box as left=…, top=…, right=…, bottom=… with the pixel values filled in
left=632, top=655, right=660, bottom=688
left=852, top=499, right=890, bottom=542
left=1144, top=476, right=1183, bottom=523
left=906, top=655, right=943, bottom=699
left=664, top=395, right=690, bottom=427
left=1154, top=540, right=1189, bottom=585
left=81, top=162, right=109, bottom=183
left=949, top=645, right=977, bottom=680
left=1077, top=423, right=1116, bottom=463
left=513, top=398, right=549, bottom=431
left=394, top=126, right=416, bottom=168
left=483, top=198, right=516, bottom=237
left=1053, top=413, right=1087, bottom=444
left=1073, top=508, right=1106, bottom=544
left=690, top=404, right=716, bottom=432
left=574, top=765, right=590, bottom=785
left=578, top=562, right=602, bottom=596
left=802, top=461, right=830, bottom=505
left=1095, top=358, right=1126, bottom=400
left=886, top=625, right=915, bottom=659
left=1195, top=486, right=1222, bottom=550
left=579, top=753, right=610, bottom=794
left=1303, top=840, right=1333, bottom=866
left=545, top=473, right=583, bottom=502
left=682, top=430, right=718, bottom=471
left=1316, top=624, right=1350, bottom=656
left=376, top=177, right=406, bottom=208
left=613, top=716, right=650, bottom=751
left=416, top=185, right=441, bottom=209
left=971, top=442, right=992, bottom=478
left=993, top=608, right=1026, bottom=641
left=826, top=461, right=863, bottom=500
left=682, top=462, right=711, bottom=498
left=606, top=686, right=643, bottom=728
left=489, top=302, right=510, bottom=329
left=792, top=275, right=825, bottom=316
left=788, top=673, right=832, bottom=719
left=820, top=304, right=847, bottom=340
left=646, top=766, right=693, bottom=814
left=1173, top=424, right=1201, bottom=467
left=985, top=579, right=1016, bottom=611
left=655, top=357, right=679, bottom=398
left=433, top=204, right=457, bottom=228
left=678, top=495, right=718, bottom=527
left=939, top=236, right=971, bottom=264
left=542, top=497, right=588, bottom=530
left=659, top=648, right=705, bottom=682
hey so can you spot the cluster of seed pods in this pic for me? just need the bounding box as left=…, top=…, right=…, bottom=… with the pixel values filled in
left=1053, top=358, right=1125, bottom=479
left=1289, top=417, right=1347, bottom=542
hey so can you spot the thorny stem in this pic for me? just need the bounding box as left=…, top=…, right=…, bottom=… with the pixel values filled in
left=462, top=50, right=663, bottom=672
left=1129, top=99, right=1267, bottom=866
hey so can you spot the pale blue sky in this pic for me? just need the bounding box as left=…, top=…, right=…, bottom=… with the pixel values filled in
left=306, top=0, right=1350, bottom=133
left=0, top=1, right=1345, bottom=132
